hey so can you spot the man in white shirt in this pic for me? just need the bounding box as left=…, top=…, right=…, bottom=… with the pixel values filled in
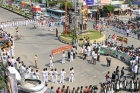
left=49, top=69, right=54, bottom=82
left=53, top=68, right=58, bottom=84
left=126, top=29, right=129, bottom=37
left=59, top=69, right=66, bottom=84
left=11, top=57, right=16, bottom=67
left=68, top=68, right=74, bottom=82
left=45, top=68, right=49, bottom=83
left=42, top=68, right=46, bottom=83
left=83, top=48, right=87, bottom=60
left=134, top=64, right=138, bottom=79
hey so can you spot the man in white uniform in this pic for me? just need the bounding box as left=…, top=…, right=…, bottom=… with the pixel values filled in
left=70, top=50, right=73, bottom=62
left=45, top=68, right=49, bottom=83
left=50, top=55, right=54, bottom=68
left=62, top=51, right=65, bottom=64
left=59, top=69, right=66, bottom=84
left=42, top=68, right=46, bottom=83
left=53, top=68, right=58, bottom=84
left=68, top=68, right=74, bottom=82
left=49, top=69, right=54, bottom=82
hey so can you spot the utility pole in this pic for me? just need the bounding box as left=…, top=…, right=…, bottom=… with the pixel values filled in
left=65, top=0, right=69, bottom=34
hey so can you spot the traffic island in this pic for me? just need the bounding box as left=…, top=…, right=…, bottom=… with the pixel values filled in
left=59, top=30, right=105, bottom=45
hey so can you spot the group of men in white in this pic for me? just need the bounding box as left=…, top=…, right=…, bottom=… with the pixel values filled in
left=0, top=19, right=37, bottom=29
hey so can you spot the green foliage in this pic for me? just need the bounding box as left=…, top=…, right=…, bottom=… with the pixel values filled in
left=103, top=4, right=114, bottom=13
left=35, top=0, right=41, bottom=3
left=49, top=1, right=57, bottom=7
left=0, top=76, right=5, bottom=90
left=59, top=1, right=72, bottom=10
left=123, top=1, right=132, bottom=7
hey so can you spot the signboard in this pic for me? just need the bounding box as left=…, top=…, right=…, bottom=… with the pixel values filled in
left=101, top=0, right=110, bottom=4
left=86, top=0, right=94, bottom=5
left=52, top=45, right=72, bottom=55
left=116, top=36, right=128, bottom=44
left=100, top=47, right=131, bottom=62
left=132, top=0, right=140, bottom=4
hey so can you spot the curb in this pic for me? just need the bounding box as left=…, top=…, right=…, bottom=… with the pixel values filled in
left=0, top=5, right=32, bottom=19
left=59, top=33, right=106, bottom=45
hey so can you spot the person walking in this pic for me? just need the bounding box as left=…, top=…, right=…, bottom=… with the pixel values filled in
left=120, top=67, right=125, bottom=79
left=62, top=51, right=65, bottom=64
left=105, top=71, right=110, bottom=84
left=50, top=54, right=54, bottom=68
left=116, top=66, right=120, bottom=79
left=106, top=54, right=111, bottom=67
left=59, top=69, right=66, bottom=84
left=34, top=55, right=38, bottom=69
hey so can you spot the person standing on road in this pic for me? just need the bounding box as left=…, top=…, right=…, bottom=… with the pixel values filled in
left=50, top=54, right=54, bottom=68
left=116, top=66, right=120, bottom=79
left=68, top=68, right=74, bottom=82
left=106, top=54, right=111, bottom=67
left=72, top=46, right=76, bottom=59
left=105, top=71, right=110, bottom=84
left=42, top=68, right=46, bottom=83
left=93, top=51, right=97, bottom=65
left=59, top=69, right=66, bottom=84
left=53, top=68, right=58, bottom=84
left=34, top=55, right=38, bottom=69
left=126, top=28, right=129, bottom=37
left=83, top=48, right=87, bottom=60
left=70, top=50, right=73, bottom=62
left=120, top=67, right=125, bottom=79
left=35, top=70, right=40, bottom=79
left=62, top=51, right=65, bottom=64
left=45, top=68, right=49, bottom=83
left=49, top=69, right=54, bottom=82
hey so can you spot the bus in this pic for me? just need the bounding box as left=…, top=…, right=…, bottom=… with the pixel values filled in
left=46, top=8, right=65, bottom=21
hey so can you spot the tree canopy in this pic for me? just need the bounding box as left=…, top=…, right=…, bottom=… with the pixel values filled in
left=0, top=76, right=5, bottom=90
left=103, top=4, right=114, bottom=13
left=59, top=1, right=72, bottom=10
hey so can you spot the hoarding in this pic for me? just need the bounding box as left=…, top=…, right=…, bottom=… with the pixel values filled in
left=132, top=0, right=140, bottom=4
left=86, top=0, right=94, bottom=5
left=101, top=0, right=110, bottom=4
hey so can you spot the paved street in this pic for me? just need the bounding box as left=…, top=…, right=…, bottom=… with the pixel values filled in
left=0, top=7, right=140, bottom=93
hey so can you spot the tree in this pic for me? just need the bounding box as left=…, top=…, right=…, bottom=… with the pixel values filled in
left=123, top=1, right=132, bottom=7
left=103, top=4, right=114, bottom=13
left=0, top=76, right=5, bottom=90
left=59, top=1, right=72, bottom=10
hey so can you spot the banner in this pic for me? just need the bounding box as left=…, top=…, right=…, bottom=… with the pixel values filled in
left=100, top=47, right=131, bottom=62
left=132, top=0, right=140, bottom=4
left=116, top=36, right=128, bottom=44
left=52, top=45, right=72, bottom=55
left=86, top=0, right=94, bottom=5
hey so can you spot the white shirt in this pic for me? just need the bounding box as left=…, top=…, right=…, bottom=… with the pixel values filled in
left=45, top=70, right=49, bottom=76
left=134, top=65, right=138, bottom=73
left=94, top=53, right=97, bottom=59
left=62, top=54, right=65, bottom=58
left=53, top=71, right=58, bottom=76
left=42, top=71, right=46, bottom=77
left=49, top=71, right=53, bottom=76
left=70, top=70, right=74, bottom=75
left=87, top=46, right=91, bottom=51
left=50, top=56, right=53, bottom=63
left=92, top=51, right=95, bottom=57
left=11, top=58, right=16, bottom=65
left=60, top=71, right=66, bottom=76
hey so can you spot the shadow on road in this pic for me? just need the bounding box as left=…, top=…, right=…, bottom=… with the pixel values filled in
left=36, top=33, right=55, bottom=37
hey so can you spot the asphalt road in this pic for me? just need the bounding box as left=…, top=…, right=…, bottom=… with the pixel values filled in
left=0, top=7, right=140, bottom=93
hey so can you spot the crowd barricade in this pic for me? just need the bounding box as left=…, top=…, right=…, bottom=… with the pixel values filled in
left=112, top=27, right=138, bottom=39
left=100, top=46, right=131, bottom=63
